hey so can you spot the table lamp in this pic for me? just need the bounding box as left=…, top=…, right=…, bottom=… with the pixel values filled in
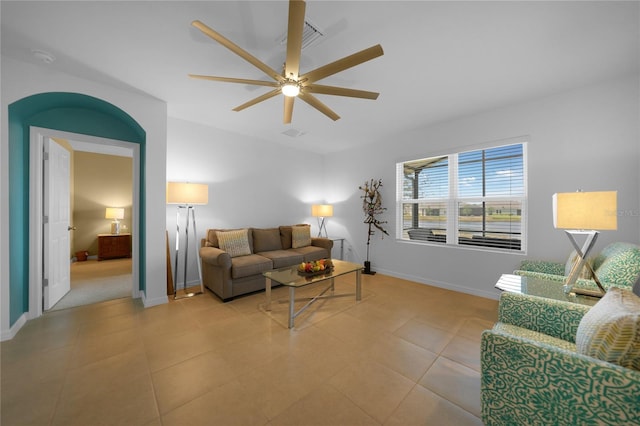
left=312, top=204, right=333, bottom=238
left=167, top=182, right=209, bottom=299
left=552, top=190, right=617, bottom=297
left=105, top=207, right=124, bottom=234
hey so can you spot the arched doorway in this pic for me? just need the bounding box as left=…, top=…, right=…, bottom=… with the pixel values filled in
left=7, top=92, right=146, bottom=323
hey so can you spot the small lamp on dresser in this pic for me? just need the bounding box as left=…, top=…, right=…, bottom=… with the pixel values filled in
left=105, top=207, right=124, bottom=235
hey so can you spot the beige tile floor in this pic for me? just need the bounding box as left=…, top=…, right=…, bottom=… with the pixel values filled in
left=1, top=273, right=498, bottom=425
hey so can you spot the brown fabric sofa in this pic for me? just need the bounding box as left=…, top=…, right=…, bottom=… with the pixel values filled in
left=199, top=225, right=333, bottom=302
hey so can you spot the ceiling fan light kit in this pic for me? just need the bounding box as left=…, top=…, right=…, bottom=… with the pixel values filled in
left=189, top=0, right=383, bottom=124
left=281, top=79, right=301, bottom=97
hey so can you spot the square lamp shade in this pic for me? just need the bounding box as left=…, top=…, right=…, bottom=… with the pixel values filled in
left=311, top=204, right=333, bottom=217
left=552, top=191, right=617, bottom=230
left=166, top=182, right=209, bottom=205
left=105, top=207, right=124, bottom=220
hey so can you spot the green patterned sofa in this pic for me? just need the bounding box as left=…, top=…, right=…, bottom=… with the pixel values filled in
left=481, top=291, right=640, bottom=425
left=514, top=242, right=640, bottom=295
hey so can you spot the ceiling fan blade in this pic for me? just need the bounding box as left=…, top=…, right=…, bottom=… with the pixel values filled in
left=299, top=92, right=340, bottom=121
left=189, top=74, right=280, bottom=88
left=191, top=20, right=284, bottom=83
left=300, top=44, right=384, bottom=84
left=285, top=0, right=306, bottom=80
left=232, top=89, right=281, bottom=112
left=304, top=84, right=379, bottom=100
left=283, top=96, right=295, bottom=124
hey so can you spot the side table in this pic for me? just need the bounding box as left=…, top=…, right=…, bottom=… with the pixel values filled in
left=329, top=237, right=345, bottom=260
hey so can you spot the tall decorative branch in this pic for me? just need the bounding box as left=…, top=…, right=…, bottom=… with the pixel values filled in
left=359, top=178, right=389, bottom=272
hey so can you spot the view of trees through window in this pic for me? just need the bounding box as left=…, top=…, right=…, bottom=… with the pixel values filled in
left=397, top=142, right=526, bottom=251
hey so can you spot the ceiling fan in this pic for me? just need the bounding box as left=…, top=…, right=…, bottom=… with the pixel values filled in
left=189, top=0, right=384, bottom=123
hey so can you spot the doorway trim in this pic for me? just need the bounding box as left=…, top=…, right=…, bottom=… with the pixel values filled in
left=29, top=126, right=141, bottom=318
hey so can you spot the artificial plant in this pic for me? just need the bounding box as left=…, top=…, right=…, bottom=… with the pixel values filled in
left=359, top=178, right=389, bottom=273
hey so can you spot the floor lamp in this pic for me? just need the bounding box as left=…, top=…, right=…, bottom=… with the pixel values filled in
left=312, top=204, right=333, bottom=238
left=167, top=182, right=209, bottom=299
left=553, top=190, right=617, bottom=297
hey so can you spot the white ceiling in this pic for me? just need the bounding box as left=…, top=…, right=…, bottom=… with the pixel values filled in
left=2, top=1, right=638, bottom=153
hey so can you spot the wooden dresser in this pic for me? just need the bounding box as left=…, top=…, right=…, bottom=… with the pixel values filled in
left=98, top=233, right=132, bottom=261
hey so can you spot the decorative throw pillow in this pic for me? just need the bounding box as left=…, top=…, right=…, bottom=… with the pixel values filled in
left=216, top=229, right=251, bottom=258
left=576, top=287, right=640, bottom=370
left=565, top=250, right=594, bottom=280
left=292, top=225, right=311, bottom=249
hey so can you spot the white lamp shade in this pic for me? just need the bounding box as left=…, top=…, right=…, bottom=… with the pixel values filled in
left=105, top=207, right=124, bottom=220
left=311, top=204, right=333, bottom=217
left=167, top=182, right=209, bottom=205
left=552, top=191, right=617, bottom=230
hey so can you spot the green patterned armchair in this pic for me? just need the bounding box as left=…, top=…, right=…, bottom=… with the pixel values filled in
left=514, top=242, right=640, bottom=294
left=481, top=292, right=640, bottom=425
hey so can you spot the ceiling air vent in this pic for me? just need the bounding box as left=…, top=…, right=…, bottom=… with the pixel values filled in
left=278, top=19, right=324, bottom=50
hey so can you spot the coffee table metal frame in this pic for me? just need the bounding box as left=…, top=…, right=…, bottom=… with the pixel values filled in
left=264, top=259, right=363, bottom=328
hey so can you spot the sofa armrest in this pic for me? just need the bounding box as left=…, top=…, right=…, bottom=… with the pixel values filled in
left=514, top=269, right=611, bottom=294
left=498, top=292, right=590, bottom=342
left=517, top=259, right=565, bottom=275
left=481, top=328, right=640, bottom=426
left=311, top=237, right=333, bottom=252
left=199, top=246, right=232, bottom=268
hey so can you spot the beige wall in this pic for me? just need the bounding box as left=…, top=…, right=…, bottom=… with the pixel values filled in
left=73, top=152, right=133, bottom=256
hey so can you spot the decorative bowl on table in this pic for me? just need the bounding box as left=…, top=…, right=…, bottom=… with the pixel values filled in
left=297, top=259, right=333, bottom=276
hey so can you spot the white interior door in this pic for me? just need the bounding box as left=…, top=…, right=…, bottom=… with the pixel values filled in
left=43, top=138, right=71, bottom=310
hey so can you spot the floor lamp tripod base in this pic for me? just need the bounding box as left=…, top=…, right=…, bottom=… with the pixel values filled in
left=173, top=205, right=205, bottom=300
left=363, top=260, right=376, bottom=275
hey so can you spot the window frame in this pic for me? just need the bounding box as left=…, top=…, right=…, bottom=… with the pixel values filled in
left=396, top=139, right=528, bottom=253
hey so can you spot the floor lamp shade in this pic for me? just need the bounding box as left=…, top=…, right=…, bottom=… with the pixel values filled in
left=166, top=182, right=208, bottom=205
left=311, top=204, right=333, bottom=218
left=312, top=204, right=333, bottom=238
left=552, top=191, right=617, bottom=230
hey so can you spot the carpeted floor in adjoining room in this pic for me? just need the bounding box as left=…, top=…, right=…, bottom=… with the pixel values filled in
left=49, top=258, right=132, bottom=311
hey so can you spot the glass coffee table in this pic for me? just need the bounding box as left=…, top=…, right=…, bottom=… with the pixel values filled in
left=495, top=274, right=599, bottom=307
left=264, top=259, right=363, bottom=328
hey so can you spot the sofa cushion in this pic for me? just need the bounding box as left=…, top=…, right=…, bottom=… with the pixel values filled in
left=292, top=224, right=311, bottom=248
left=290, top=245, right=328, bottom=262
left=252, top=228, right=282, bottom=253
left=595, top=243, right=640, bottom=289
left=576, top=287, right=640, bottom=370
left=230, top=254, right=273, bottom=279
left=257, top=250, right=304, bottom=269
left=216, top=229, right=251, bottom=258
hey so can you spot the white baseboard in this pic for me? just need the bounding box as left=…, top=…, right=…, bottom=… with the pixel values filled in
left=0, top=313, right=28, bottom=341
left=373, top=267, right=500, bottom=301
left=140, top=291, right=168, bottom=308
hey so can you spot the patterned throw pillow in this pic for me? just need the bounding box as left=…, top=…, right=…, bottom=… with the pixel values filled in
left=576, top=287, right=640, bottom=370
left=216, top=229, right=251, bottom=258
left=292, top=225, right=311, bottom=249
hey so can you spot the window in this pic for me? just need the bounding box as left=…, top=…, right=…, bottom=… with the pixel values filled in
left=397, top=141, right=526, bottom=251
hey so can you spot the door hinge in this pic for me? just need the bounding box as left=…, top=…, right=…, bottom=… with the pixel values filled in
left=43, top=278, right=49, bottom=288
left=43, top=151, right=49, bottom=161
left=43, top=216, right=49, bottom=224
